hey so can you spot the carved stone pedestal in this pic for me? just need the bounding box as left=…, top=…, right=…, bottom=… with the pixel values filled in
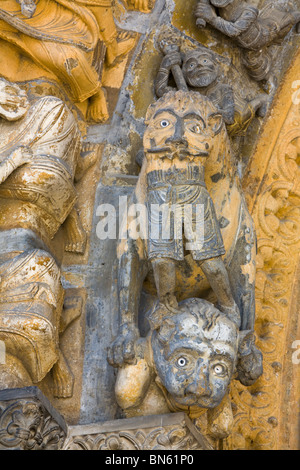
left=63, top=413, right=212, bottom=450
left=0, top=387, right=67, bottom=450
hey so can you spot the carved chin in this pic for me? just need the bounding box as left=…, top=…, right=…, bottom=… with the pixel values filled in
left=172, top=393, right=222, bottom=409
left=186, top=73, right=217, bottom=88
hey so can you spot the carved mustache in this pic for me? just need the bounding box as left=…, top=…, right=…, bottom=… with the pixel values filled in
left=146, top=142, right=209, bottom=157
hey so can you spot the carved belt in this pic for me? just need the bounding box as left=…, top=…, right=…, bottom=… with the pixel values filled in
left=147, top=167, right=206, bottom=190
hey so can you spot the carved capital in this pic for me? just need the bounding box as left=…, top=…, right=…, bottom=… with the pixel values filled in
left=0, top=387, right=67, bottom=450
left=63, top=413, right=212, bottom=450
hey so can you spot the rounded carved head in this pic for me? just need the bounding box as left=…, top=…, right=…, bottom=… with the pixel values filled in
left=143, top=90, right=224, bottom=160
left=150, top=298, right=263, bottom=411
left=150, top=298, right=239, bottom=410
left=182, top=50, right=219, bottom=88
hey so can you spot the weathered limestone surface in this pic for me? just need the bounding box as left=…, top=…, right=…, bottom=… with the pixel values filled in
left=0, top=0, right=299, bottom=450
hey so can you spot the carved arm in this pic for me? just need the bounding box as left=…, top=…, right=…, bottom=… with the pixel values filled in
left=196, top=3, right=259, bottom=39
left=208, top=84, right=235, bottom=125
left=155, top=51, right=183, bottom=97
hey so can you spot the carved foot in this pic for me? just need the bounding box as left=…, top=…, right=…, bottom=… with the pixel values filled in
left=87, top=88, right=109, bottom=123
left=127, top=0, right=151, bottom=13
left=106, top=32, right=136, bottom=68
left=64, top=208, right=87, bottom=254
left=297, top=22, right=300, bottom=34
left=52, top=350, right=74, bottom=398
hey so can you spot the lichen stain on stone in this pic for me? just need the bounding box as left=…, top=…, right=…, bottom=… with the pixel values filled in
left=172, top=0, right=208, bottom=45
left=128, top=33, right=159, bottom=120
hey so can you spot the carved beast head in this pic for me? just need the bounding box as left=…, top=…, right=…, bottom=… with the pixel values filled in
left=150, top=298, right=263, bottom=410
left=143, top=90, right=224, bottom=160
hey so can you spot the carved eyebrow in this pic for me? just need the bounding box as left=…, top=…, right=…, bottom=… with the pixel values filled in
left=183, top=113, right=206, bottom=127
left=211, top=351, right=235, bottom=362
left=153, top=108, right=178, bottom=119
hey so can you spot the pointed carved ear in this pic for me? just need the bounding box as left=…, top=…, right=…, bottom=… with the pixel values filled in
left=157, top=317, right=176, bottom=344
left=236, top=330, right=263, bottom=386
left=208, top=113, right=224, bottom=136
left=238, top=330, right=255, bottom=355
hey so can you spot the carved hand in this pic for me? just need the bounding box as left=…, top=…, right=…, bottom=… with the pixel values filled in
left=161, top=51, right=182, bottom=70
left=195, top=3, right=217, bottom=24
left=107, top=324, right=139, bottom=368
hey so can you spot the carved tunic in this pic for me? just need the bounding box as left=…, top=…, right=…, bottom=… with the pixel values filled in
left=146, top=164, right=225, bottom=261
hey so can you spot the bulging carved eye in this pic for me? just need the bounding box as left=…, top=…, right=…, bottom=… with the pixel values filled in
left=190, top=124, right=202, bottom=134
left=160, top=120, right=170, bottom=128
left=213, top=364, right=227, bottom=376
left=189, top=62, right=196, bottom=69
left=176, top=357, right=188, bottom=368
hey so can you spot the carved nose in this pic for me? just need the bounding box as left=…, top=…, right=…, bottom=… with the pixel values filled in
left=185, top=372, right=212, bottom=398
left=165, top=120, right=188, bottom=147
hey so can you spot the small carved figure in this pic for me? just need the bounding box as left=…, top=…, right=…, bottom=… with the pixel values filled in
left=155, top=45, right=268, bottom=138
left=195, top=0, right=300, bottom=83
left=109, top=90, right=257, bottom=369
left=114, top=298, right=263, bottom=438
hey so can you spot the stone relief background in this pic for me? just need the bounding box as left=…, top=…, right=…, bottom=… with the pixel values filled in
left=0, top=0, right=299, bottom=450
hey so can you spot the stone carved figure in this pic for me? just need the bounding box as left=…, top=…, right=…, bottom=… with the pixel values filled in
left=155, top=42, right=268, bottom=139
left=195, top=0, right=300, bottom=84
left=109, top=91, right=259, bottom=398
left=0, top=0, right=137, bottom=122
left=0, top=79, right=91, bottom=397
left=114, top=298, right=262, bottom=439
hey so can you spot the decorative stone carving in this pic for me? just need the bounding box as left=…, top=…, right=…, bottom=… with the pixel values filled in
left=223, top=46, right=300, bottom=450
left=114, top=298, right=262, bottom=442
left=0, top=78, right=87, bottom=252
left=63, top=412, right=211, bottom=450
left=0, top=0, right=138, bottom=122
left=0, top=79, right=88, bottom=398
left=155, top=29, right=268, bottom=139
left=0, top=387, right=67, bottom=450
left=195, top=0, right=300, bottom=85
left=108, top=89, right=262, bottom=439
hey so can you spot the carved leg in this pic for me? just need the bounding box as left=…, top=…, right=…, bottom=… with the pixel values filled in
left=52, top=293, right=83, bottom=398
left=197, top=257, right=241, bottom=328
left=249, top=94, right=270, bottom=118
left=87, top=88, right=109, bottom=123
left=52, top=350, right=74, bottom=399
left=64, top=207, right=87, bottom=254
left=75, top=143, right=100, bottom=183
left=151, top=258, right=178, bottom=308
